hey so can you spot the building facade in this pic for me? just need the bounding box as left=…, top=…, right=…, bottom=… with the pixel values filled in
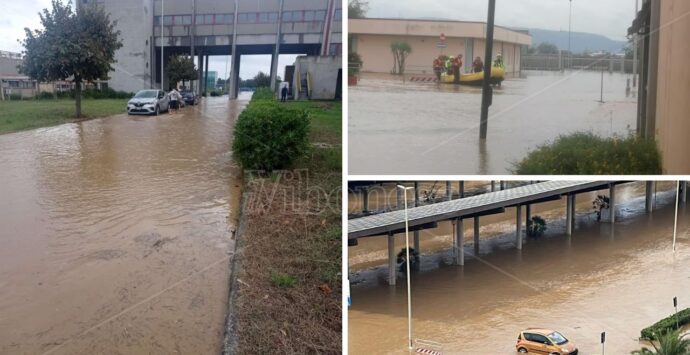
left=77, top=0, right=342, bottom=97
left=630, top=0, right=690, bottom=174
left=349, top=18, right=532, bottom=76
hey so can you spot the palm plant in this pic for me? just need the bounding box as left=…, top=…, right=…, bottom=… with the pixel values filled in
left=632, top=330, right=690, bottom=355
left=390, top=41, right=412, bottom=75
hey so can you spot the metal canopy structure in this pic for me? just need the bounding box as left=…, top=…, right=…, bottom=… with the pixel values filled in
left=349, top=181, right=626, bottom=239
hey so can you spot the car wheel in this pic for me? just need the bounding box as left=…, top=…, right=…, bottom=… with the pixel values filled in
left=549, top=353, right=560, bottom=355
left=517, top=348, right=528, bottom=353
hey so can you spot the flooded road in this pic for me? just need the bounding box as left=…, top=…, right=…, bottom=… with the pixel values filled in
left=349, top=70, right=638, bottom=174
left=349, top=182, right=690, bottom=354
left=0, top=95, right=249, bottom=354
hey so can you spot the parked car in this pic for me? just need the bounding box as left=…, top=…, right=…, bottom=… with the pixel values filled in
left=127, top=89, right=169, bottom=115
left=181, top=90, right=199, bottom=106
left=516, top=328, right=578, bottom=355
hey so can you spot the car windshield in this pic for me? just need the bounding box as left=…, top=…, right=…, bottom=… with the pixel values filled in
left=134, top=90, right=158, bottom=99
left=547, top=332, right=568, bottom=345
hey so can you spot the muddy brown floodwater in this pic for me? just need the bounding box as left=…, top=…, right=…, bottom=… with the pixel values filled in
left=0, top=94, right=250, bottom=354
left=349, top=182, right=690, bottom=354
left=349, top=71, right=638, bottom=175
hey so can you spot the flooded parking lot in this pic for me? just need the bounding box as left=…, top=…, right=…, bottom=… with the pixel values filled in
left=0, top=95, right=248, bottom=354
left=349, top=182, right=690, bottom=354
left=349, top=71, right=638, bottom=175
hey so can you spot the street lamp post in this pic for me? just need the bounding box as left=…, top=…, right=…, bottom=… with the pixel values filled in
left=397, top=184, right=415, bottom=350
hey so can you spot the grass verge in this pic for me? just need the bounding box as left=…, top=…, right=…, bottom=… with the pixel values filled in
left=226, top=98, right=341, bottom=354
left=513, top=132, right=662, bottom=175
left=0, top=99, right=128, bottom=134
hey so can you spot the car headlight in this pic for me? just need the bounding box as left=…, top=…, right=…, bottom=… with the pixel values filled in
left=561, top=348, right=569, bottom=353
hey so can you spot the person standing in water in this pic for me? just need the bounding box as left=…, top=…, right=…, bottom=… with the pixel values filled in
left=473, top=56, right=484, bottom=73
left=453, top=54, right=463, bottom=83
left=280, top=84, right=288, bottom=102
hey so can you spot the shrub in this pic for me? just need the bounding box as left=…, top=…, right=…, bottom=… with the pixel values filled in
left=209, top=90, right=220, bottom=97
left=349, top=52, right=363, bottom=75
left=514, top=132, right=662, bottom=175
left=270, top=272, right=296, bottom=288
left=641, top=308, right=690, bottom=340
left=35, top=91, right=56, bottom=100
left=8, top=93, right=22, bottom=100
left=526, top=216, right=547, bottom=238
left=233, top=100, right=310, bottom=171
left=252, top=86, right=275, bottom=101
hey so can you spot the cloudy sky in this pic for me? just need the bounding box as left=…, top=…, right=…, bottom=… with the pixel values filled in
left=1, top=0, right=297, bottom=81
left=366, top=0, right=639, bottom=41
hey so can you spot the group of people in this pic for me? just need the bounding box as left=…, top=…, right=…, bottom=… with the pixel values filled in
left=431, top=53, right=505, bottom=82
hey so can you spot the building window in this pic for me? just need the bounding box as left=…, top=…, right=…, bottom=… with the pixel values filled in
left=258, top=12, right=268, bottom=23
left=163, top=15, right=173, bottom=25
left=238, top=13, right=258, bottom=24
left=269, top=12, right=278, bottom=22
left=204, top=14, right=214, bottom=24
left=315, top=10, right=326, bottom=21
left=334, top=9, right=342, bottom=21
left=173, top=15, right=191, bottom=25
left=304, top=10, right=315, bottom=21
left=216, top=13, right=233, bottom=24
left=282, top=11, right=292, bottom=22
left=292, top=11, right=303, bottom=22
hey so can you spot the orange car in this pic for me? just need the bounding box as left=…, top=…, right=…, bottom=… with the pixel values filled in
left=516, top=328, right=578, bottom=355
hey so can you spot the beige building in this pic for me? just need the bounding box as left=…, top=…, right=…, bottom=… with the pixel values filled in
left=631, top=0, right=690, bottom=174
left=349, top=18, right=532, bottom=75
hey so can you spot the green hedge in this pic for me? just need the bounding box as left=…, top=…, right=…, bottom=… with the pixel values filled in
left=232, top=97, right=310, bottom=171
left=641, top=308, right=690, bottom=340
left=49, top=88, right=133, bottom=100
left=251, top=87, right=275, bottom=101
left=514, top=132, right=662, bottom=175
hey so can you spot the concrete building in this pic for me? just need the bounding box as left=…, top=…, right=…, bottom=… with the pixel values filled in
left=76, top=0, right=342, bottom=98
left=291, top=55, right=341, bottom=100
left=0, top=51, right=37, bottom=100
left=349, top=18, right=532, bottom=75
left=630, top=0, right=690, bottom=174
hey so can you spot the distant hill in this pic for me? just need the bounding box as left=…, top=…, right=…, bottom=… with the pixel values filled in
left=526, top=28, right=628, bottom=54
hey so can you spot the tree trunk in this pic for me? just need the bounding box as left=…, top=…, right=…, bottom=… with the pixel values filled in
left=75, top=78, right=82, bottom=118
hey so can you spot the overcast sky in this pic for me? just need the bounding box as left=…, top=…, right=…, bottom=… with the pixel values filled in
left=366, top=0, right=639, bottom=41
left=1, top=0, right=298, bottom=81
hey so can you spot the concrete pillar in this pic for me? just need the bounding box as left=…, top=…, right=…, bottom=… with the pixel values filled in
left=525, top=204, right=532, bottom=225
left=454, top=219, right=464, bottom=266
left=361, top=188, right=369, bottom=213
left=388, top=233, right=396, bottom=286
left=566, top=194, right=573, bottom=235
left=645, top=181, right=655, bottom=213
left=500, top=181, right=505, bottom=190
left=459, top=181, right=465, bottom=198
left=491, top=181, right=496, bottom=192
left=396, top=184, right=403, bottom=210
left=446, top=181, right=452, bottom=201
left=270, top=0, right=285, bottom=92
left=681, top=181, right=687, bottom=203
left=571, top=194, right=576, bottom=230
left=203, top=55, right=209, bottom=95
left=609, top=184, right=616, bottom=223
left=473, top=216, right=480, bottom=255
left=229, top=0, right=239, bottom=99
left=516, top=205, right=523, bottom=249
left=197, top=52, right=204, bottom=96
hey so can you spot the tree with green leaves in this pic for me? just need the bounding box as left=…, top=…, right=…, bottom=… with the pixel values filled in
left=253, top=71, right=271, bottom=87
left=632, top=330, right=690, bottom=355
left=166, top=55, right=197, bottom=90
left=19, top=0, right=122, bottom=118
left=348, top=0, right=368, bottom=19
left=536, top=42, right=559, bottom=55
left=390, top=41, right=412, bottom=75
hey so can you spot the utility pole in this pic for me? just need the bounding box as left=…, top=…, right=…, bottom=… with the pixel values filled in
left=160, top=0, right=165, bottom=90
left=479, top=0, right=496, bottom=140
left=568, top=0, right=573, bottom=69
left=633, top=0, right=639, bottom=87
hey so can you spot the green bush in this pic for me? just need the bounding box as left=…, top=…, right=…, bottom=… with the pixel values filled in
left=8, top=93, right=22, bottom=100
left=270, top=272, right=296, bottom=288
left=641, top=308, right=690, bottom=340
left=514, top=132, right=662, bottom=175
left=35, top=91, right=56, bottom=100
left=209, top=90, right=221, bottom=97
left=233, top=99, right=310, bottom=171
left=53, top=88, right=133, bottom=100
left=251, top=87, right=275, bottom=101
left=526, top=216, right=547, bottom=238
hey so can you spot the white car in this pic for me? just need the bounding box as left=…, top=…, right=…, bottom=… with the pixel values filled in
left=127, top=89, right=170, bottom=115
